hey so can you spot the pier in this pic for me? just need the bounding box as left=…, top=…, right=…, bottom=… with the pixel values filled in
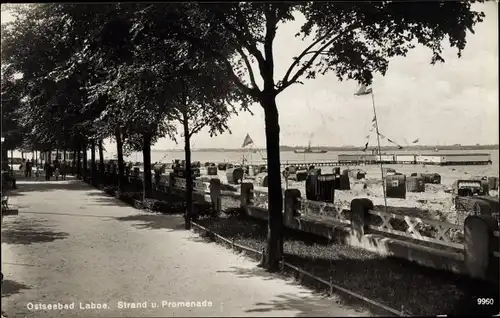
left=227, top=153, right=493, bottom=168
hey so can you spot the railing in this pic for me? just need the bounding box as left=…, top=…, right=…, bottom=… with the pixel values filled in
left=367, top=209, right=464, bottom=249
left=174, top=177, right=187, bottom=190
left=298, top=198, right=350, bottom=225
left=250, top=189, right=269, bottom=209
left=159, top=175, right=170, bottom=185
left=172, top=177, right=210, bottom=194
left=99, top=172, right=499, bottom=282
left=112, top=173, right=494, bottom=258
left=194, top=180, right=210, bottom=194
left=190, top=221, right=405, bottom=317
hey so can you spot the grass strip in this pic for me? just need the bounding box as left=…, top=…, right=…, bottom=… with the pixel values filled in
left=195, top=215, right=498, bottom=316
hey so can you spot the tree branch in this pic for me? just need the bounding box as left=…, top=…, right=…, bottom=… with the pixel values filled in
left=188, top=120, right=205, bottom=138
left=277, top=23, right=361, bottom=95
left=263, top=4, right=277, bottom=93
left=234, top=5, right=264, bottom=44
left=230, top=6, right=267, bottom=65
left=220, top=19, right=265, bottom=66
left=216, top=9, right=270, bottom=82
left=218, top=58, right=261, bottom=99
left=279, top=28, right=336, bottom=89
left=235, top=46, right=260, bottom=91
left=186, top=103, right=202, bottom=120
left=168, top=108, right=182, bottom=122
left=173, top=23, right=259, bottom=98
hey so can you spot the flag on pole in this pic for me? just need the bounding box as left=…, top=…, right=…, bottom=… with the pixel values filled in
left=241, top=133, right=254, bottom=148
left=362, top=141, right=369, bottom=152
left=369, top=123, right=376, bottom=132
left=354, top=84, right=373, bottom=96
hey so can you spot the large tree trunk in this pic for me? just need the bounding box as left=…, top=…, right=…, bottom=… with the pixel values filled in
left=91, top=139, right=96, bottom=186
left=262, top=97, right=284, bottom=272
left=82, top=143, right=88, bottom=179
left=115, top=128, right=125, bottom=195
left=2, top=148, right=8, bottom=172
left=142, top=132, right=153, bottom=201
left=73, top=148, right=77, bottom=175
left=10, top=150, right=14, bottom=176
left=183, top=119, right=193, bottom=230
left=76, top=147, right=81, bottom=178
left=98, top=139, right=105, bottom=179
left=1, top=148, right=8, bottom=162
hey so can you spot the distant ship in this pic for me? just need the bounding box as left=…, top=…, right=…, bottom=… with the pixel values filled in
left=294, top=142, right=328, bottom=154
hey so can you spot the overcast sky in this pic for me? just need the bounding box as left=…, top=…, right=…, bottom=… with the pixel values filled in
left=2, top=3, right=498, bottom=150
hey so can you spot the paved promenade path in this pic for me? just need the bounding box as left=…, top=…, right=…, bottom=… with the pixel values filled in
left=1, top=180, right=371, bottom=317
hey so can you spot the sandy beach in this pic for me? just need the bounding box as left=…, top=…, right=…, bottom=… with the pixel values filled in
left=207, top=162, right=499, bottom=225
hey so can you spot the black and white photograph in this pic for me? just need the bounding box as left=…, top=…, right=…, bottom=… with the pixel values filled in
left=1, top=2, right=498, bottom=317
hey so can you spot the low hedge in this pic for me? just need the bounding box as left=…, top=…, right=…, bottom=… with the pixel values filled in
left=90, top=175, right=219, bottom=217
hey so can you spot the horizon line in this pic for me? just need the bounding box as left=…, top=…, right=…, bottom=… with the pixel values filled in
left=152, top=144, right=499, bottom=152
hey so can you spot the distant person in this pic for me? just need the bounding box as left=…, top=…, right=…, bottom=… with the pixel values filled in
left=49, top=161, right=54, bottom=179
left=54, top=167, right=60, bottom=181
left=24, top=159, right=29, bottom=177
left=25, top=159, right=32, bottom=178
left=20, top=159, right=26, bottom=176
left=35, top=165, right=40, bottom=180
left=60, top=161, right=67, bottom=180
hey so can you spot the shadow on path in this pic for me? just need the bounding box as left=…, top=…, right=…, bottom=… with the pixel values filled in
left=1, top=217, right=69, bottom=245
left=1, top=279, right=31, bottom=298
left=115, top=214, right=186, bottom=231
left=246, top=293, right=370, bottom=317
left=19, top=211, right=116, bottom=219
left=87, top=195, right=133, bottom=208
left=217, top=266, right=282, bottom=281
left=217, top=265, right=383, bottom=316
left=10, top=180, right=90, bottom=195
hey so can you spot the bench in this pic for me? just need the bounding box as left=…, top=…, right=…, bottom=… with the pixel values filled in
left=1, top=195, right=9, bottom=211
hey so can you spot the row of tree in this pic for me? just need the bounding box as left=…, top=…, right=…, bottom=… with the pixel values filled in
left=1, top=2, right=484, bottom=271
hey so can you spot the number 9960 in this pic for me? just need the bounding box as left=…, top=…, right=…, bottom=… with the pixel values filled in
left=477, top=298, right=495, bottom=306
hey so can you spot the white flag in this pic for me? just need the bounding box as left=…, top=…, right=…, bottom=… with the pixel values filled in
left=354, top=84, right=373, bottom=96
left=241, top=133, right=254, bottom=148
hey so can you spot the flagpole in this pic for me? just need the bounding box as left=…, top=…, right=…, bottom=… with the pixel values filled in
left=250, top=145, right=253, bottom=165
left=370, top=90, right=388, bottom=212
